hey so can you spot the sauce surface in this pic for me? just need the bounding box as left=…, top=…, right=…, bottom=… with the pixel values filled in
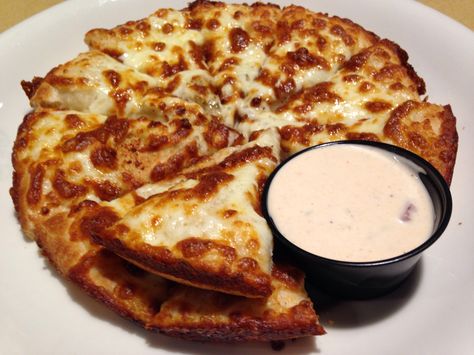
left=267, top=144, right=434, bottom=262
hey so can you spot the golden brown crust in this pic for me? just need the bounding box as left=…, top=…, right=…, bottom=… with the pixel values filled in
left=92, top=232, right=272, bottom=298
left=383, top=101, right=458, bottom=184
left=68, top=247, right=324, bottom=342
left=154, top=300, right=324, bottom=343
left=152, top=264, right=325, bottom=342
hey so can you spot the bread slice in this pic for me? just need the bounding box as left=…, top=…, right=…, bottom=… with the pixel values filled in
left=236, top=39, right=457, bottom=183
left=70, top=248, right=325, bottom=342
left=91, top=130, right=280, bottom=298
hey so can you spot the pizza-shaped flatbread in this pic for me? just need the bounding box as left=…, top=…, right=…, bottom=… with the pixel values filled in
left=12, top=0, right=458, bottom=344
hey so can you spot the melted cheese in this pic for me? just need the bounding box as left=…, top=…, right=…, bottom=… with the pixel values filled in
left=92, top=130, right=280, bottom=295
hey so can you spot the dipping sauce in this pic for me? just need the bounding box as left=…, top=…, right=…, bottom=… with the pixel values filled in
left=267, top=144, right=435, bottom=262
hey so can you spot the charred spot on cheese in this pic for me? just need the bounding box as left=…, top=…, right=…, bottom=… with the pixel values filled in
left=218, top=57, right=240, bottom=72
left=163, top=56, right=188, bottom=77
left=223, top=209, right=238, bottom=219
left=359, top=81, right=374, bottom=93
left=275, top=78, right=296, bottom=101
left=69, top=199, right=98, bottom=215
left=327, top=123, right=347, bottom=135
left=342, top=50, right=370, bottom=72
left=290, top=19, right=305, bottom=30
left=316, top=35, right=327, bottom=51
left=373, top=65, right=404, bottom=82
left=188, top=172, right=234, bottom=200
left=164, top=75, right=182, bottom=93
left=13, top=111, right=43, bottom=152
left=103, top=70, right=121, bottom=88
left=365, top=100, right=392, bottom=113
left=252, top=22, right=272, bottom=35
left=188, top=41, right=206, bottom=69
left=276, top=20, right=291, bottom=43
left=390, top=82, right=405, bottom=91
left=177, top=238, right=236, bottom=260
left=152, top=42, right=166, bottom=51
left=216, top=146, right=276, bottom=171
left=146, top=135, right=170, bottom=151
left=229, top=27, right=250, bottom=53
left=53, top=169, right=87, bottom=199
left=62, top=132, right=96, bottom=153
left=204, top=120, right=235, bottom=149
left=104, top=116, right=130, bottom=141
left=39, top=206, right=50, bottom=216
left=111, top=88, right=131, bottom=114
left=189, top=83, right=209, bottom=96
left=118, top=26, right=133, bottom=36
left=90, top=146, right=118, bottom=170
left=186, top=18, right=203, bottom=30
left=250, top=97, right=262, bottom=108
left=303, top=82, right=341, bottom=103
left=256, top=68, right=278, bottom=88
left=150, top=142, right=199, bottom=181
left=279, top=82, right=341, bottom=113
left=145, top=119, right=193, bottom=152
left=286, top=47, right=330, bottom=70
left=92, top=180, right=122, bottom=201
left=343, top=74, right=362, bottom=83
left=206, top=18, right=221, bottom=30
left=200, top=40, right=215, bottom=63
left=62, top=116, right=129, bottom=153
left=27, top=164, right=45, bottom=205
left=330, top=25, right=355, bottom=46
left=64, top=114, right=85, bottom=129
left=46, top=74, right=88, bottom=88
left=162, top=23, right=174, bottom=34
left=279, top=123, right=323, bottom=146
left=134, top=19, right=150, bottom=33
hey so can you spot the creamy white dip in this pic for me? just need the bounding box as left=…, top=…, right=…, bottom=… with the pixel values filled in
left=267, top=144, right=435, bottom=262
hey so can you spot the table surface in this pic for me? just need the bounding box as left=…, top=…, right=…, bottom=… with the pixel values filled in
left=1, top=0, right=473, bottom=33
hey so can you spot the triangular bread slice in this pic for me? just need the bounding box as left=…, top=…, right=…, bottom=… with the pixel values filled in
left=70, top=248, right=325, bottom=342
left=91, top=129, right=280, bottom=298
left=235, top=40, right=457, bottom=183
left=22, top=50, right=222, bottom=119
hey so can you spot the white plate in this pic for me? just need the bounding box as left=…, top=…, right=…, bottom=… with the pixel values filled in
left=1, top=0, right=473, bottom=354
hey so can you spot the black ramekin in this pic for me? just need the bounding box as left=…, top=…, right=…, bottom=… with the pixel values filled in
left=262, top=140, right=452, bottom=299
